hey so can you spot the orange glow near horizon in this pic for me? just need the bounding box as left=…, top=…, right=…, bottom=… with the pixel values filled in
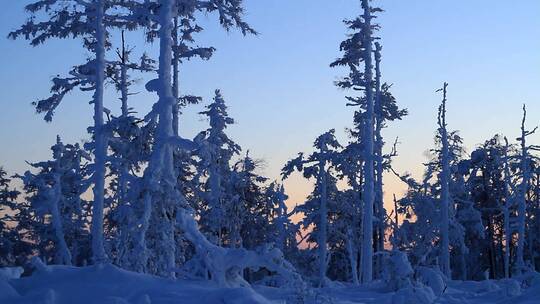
left=284, top=171, right=409, bottom=222
left=283, top=171, right=411, bottom=249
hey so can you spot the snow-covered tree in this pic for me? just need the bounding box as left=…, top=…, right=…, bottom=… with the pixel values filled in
left=129, top=0, right=255, bottom=278
left=373, top=43, right=408, bottom=274
left=528, top=157, right=540, bottom=272
left=515, top=104, right=539, bottom=273
left=282, top=129, right=342, bottom=286
left=170, top=15, right=215, bottom=135
left=502, top=136, right=515, bottom=278
left=9, top=0, right=137, bottom=263
left=233, top=152, right=271, bottom=250
left=107, top=31, right=156, bottom=118
left=104, top=42, right=156, bottom=267
left=0, top=167, right=23, bottom=267
left=330, top=0, right=382, bottom=283
left=195, top=90, right=241, bottom=246
left=18, top=137, right=91, bottom=266
left=266, top=182, right=299, bottom=259
left=437, top=82, right=451, bottom=277
left=393, top=114, right=467, bottom=278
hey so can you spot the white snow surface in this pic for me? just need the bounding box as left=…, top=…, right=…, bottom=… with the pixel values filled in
left=1, top=264, right=539, bottom=304
left=2, top=264, right=270, bottom=304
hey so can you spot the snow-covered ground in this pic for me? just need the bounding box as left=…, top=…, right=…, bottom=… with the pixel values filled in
left=2, top=264, right=539, bottom=304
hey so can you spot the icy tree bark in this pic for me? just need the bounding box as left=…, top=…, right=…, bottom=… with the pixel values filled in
left=438, top=82, right=451, bottom=277
left=503, top=137, right=512, bottom=278
left=318, top=159, right=328, bottom=286
left=91, top=0, right=108, bottom=264
left=346, top=228, right=359, bottom=285
left=117, top=31, right=130, bottom=207
left=516, top=105, right=532, bottom=272
left=155, top=0, right=176, bottom=177
left=276, top=185, right=288, bottom=253
left=373, top=42, right=384, bottom=278
left=208, top=155, right=224, bottom=246
left=154, top=0, right=177, bottom=277
left=172, top=17, right=180, bottom=136
left=360, top=0, right=375, bottom=284
left=134, top=0, right=177, bottom=277
left=530, top=178, right=539, bottom=271
left=50, top=174, right=73, bottom=265
left=119, top=32, right=129, bottom=118
left=528, top=177, right=540, bottom=269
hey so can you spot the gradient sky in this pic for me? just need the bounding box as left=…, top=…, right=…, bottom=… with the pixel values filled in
left=1, top=0, right=539, bottom=213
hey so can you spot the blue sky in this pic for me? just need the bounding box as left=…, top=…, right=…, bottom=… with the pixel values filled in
left=1, top=0, right=539, bottom=208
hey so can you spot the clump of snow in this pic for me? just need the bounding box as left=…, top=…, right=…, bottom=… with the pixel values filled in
left=515, top=272, right=540, bottom=304
left=479, top=278, right=499, bottom=293
left=0, top=266, right=24, bottom=302
left=380, top=251, right=437, bottom=304
left=415, top=266, right=446, bottom=296
left=391, top=285, right=435, bottom=304
left=390, top=251, right=414, bottom=279
left=0, top=278, right=21, bottom=301
left=516, top=269, right=540, bottom=288
left=498, top=279, right=521, bottom=297
left=43, top=289, right=56, bottom=304
left=0, top=267, right=24, bottom=280
left=382, top=250, right=414, bottom=291
left=31, top=256, right=51, bottom=273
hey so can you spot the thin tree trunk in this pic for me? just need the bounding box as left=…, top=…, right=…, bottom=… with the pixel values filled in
left=318, top=160, right=328, bottom=286
left=117, top=31, right=129, bottom=209
left=91, top=0, right=108, bottom=264
left=347, top=228, right=359, bottom=285
left=526, top=190, right=536, bottom=270
left=120, top=31, right=129, bottom=118
left=516, top=105, right=530, bottom=272
left=439, top=82, right=451, bottom=278
left=488, top=217, right=497, bottom=279
left=172, top=17, right=180, bottom=136
left=503, top=137, right=512, bottom=278
left=392, top=194, right=399, bottom=248
left=373, top=42, right=384, bottom=278
left=51, top=173, right=73, bottom=265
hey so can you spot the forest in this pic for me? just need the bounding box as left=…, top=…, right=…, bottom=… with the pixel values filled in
left=0, top=1, right=539, bottom=303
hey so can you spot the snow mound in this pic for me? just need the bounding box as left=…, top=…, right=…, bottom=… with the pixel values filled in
left=416, top=266, right=446, bottom=296
left=391, top=285, right=435, bottom=304
left=5, top=263, right=274, bottom=304
left=1, top=277, right=21, bottom=301
left=0, top=267, right=24, bottom=280
left=498, top=278, right=521, bottom=297
left=0, top=266, right=24, bottom=301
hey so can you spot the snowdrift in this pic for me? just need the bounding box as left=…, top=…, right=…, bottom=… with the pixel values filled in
left=2, top=263, right=540, bottom=304
left=1, top=264, right=272, bottom=304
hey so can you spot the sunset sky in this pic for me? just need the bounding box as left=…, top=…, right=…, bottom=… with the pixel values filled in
left=1, top=0, right=539, bottom=214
